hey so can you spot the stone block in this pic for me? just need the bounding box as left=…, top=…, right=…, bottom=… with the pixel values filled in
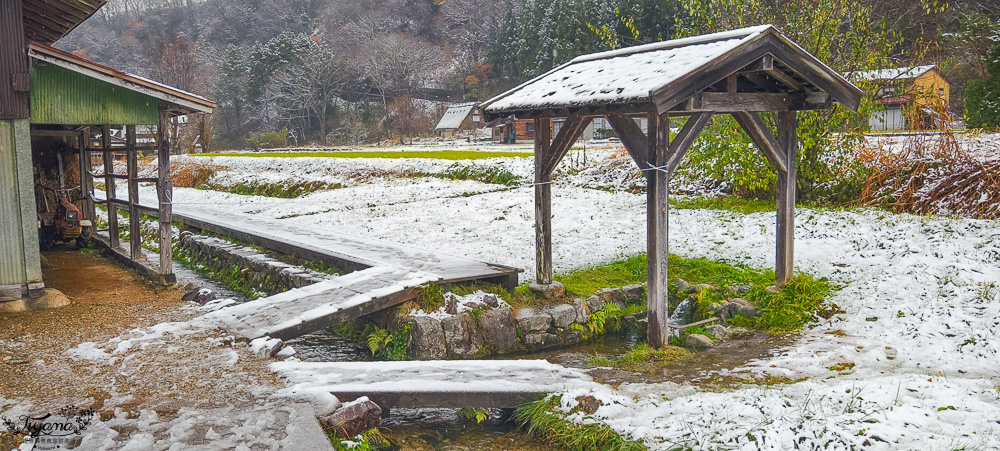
left=408, top=316, right=447, bottom=360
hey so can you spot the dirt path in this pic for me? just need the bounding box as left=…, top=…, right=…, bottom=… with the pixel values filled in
left=0, top=250, right=317, bottom=450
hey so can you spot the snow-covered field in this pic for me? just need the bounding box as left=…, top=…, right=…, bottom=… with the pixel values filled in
left=118, top=141, right=1000, bottom=448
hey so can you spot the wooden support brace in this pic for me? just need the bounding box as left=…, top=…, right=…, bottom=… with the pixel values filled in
left=127, top=125, right=141, bottom=261
left=731, top=111, right=788, bottom=173
left=775, top=111, right=797, bottom=286
left=664, top=113, right=712, bottom=175
left=102, top=125, right=119, bottom=249
left=541, top=116, right=591, bottom=174
left=606, top=115, right=648, bottom=170
left=533, top=117, right=553, bottom=285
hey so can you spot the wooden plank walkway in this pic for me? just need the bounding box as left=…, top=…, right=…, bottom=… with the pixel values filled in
left=95, top=189, right=521, bottom=340
left=206, top=265, right=439, bottom=340
left=140, top=200, right=521, bottom=289
left=270, top=360, right=598, bottom=409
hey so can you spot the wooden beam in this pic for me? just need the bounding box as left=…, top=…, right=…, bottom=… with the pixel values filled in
left=541, top=116, right=591, bottom=175
left=534, top=117, right=553, bottom=285
left=775, top=111, right=797, bottom=286
left=646, top=112, right=670, bottom=348
left=764, top=68, right=804, bottom=92
left=102, top=125, right=119, bottom=250
left=157, top=109, right=173, bottom=276
left=699, top=92, right=791, bottom=112
left=605, top=115, right=648, bottom=170
left=664, top=113, right=712, bottom=175
left=731, top=111, right=788, bottom=173
left=126, top=125, right=141, bottom=261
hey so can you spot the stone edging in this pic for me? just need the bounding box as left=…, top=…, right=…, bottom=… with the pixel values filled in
left=177, top=232, right=332, bottom=295
left=407, top=284, right=646, bottom=359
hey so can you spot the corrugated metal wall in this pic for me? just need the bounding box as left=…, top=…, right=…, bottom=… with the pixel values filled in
left=30, top=62, right=159, bottom=125
left=0, top=121, right=27, bottom=285
left=0, top=0, right=30, bottom=120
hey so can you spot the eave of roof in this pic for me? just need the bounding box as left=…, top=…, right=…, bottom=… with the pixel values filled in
left=28, top=42, right=216, bottom=115
left=22, top=0, right=107, bottom=45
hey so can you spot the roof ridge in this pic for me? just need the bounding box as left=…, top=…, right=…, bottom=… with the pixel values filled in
left=570, top=24, right=775, bottom=64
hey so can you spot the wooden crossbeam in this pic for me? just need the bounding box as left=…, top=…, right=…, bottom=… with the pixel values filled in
left=664, top=113, right=712, bottom=175
left=731, top=111, right=788, bottom=173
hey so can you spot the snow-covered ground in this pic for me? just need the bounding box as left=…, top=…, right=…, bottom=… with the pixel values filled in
left=112, top=142, right=1000, bottom=448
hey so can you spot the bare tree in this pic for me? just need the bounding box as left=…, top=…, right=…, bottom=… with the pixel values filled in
left=266, top=41, right=348, bottom=141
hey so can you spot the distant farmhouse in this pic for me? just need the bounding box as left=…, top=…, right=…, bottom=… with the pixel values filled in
left=851, top=65, right=950, bottom=131
left=434, top=102, right=485, bottom=138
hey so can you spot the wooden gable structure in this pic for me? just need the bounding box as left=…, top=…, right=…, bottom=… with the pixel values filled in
left=482, top=25, right=863, bottom=348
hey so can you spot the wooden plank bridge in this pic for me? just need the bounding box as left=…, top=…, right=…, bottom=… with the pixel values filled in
left=270, top=360, right=598, bottom=410
left=94, top=191, right=521, bottom=341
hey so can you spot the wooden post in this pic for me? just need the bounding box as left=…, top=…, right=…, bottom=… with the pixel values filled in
left=157, top=109, right=173, bottom=275
left=102, top=124, right=119, bottom=249
left=533, top=117, right=552, bottom=284
left=126, top=125, right=141, bottom=261
left=78, top=129, right=94, bottom=224
left=775, top=111, right=797, bottom=286
left=646, top=112, right=670, bottom=348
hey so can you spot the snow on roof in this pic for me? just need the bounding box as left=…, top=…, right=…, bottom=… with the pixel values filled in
left=849, top=65, right=937, bottom=82
left=482, top=25, right=772, bottom=114
left=435, top=102, right=477, bottom=130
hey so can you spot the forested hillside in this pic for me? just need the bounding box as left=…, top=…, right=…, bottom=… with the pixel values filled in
left=57, top=0, right=1000, bottom=148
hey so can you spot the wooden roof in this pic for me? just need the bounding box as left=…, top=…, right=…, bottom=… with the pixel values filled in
left=482, top=25, right=863, bottom=119
left=29, top=42, right=216, bottom=115
left=22, top=0, right=106, bottom=45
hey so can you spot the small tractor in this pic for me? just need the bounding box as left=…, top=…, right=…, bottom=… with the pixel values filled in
left=36, top=185, right=91, bottom=250
left=34, top=150, right=91, bottom=251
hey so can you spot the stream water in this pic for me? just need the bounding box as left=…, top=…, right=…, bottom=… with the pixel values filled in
left=288, top=331, right=641, bottom=449
left=288, top=326, right=793, bottom=448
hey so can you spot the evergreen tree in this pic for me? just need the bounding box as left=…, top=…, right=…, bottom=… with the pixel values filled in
left=965, top=39, right=1000, bottom=129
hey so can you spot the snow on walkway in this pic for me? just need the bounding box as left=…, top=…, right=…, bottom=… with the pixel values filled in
left=147, top=173, right=1000, bottom=449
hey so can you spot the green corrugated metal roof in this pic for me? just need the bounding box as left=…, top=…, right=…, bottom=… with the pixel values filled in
left=30, top=61, right=159, bottom=125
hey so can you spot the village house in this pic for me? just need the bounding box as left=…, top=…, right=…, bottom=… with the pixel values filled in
left=851, top=65, right=951, bottom=131
left=434, top=102, right=485, bottom=138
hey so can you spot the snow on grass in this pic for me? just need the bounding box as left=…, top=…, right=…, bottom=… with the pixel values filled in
left=154, top=159, right=1000, bottom=447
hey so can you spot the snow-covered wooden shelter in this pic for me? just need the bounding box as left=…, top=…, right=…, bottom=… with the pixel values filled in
left=482, top=25, right=863, bottom=347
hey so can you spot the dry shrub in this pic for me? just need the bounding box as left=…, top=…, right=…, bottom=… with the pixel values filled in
left=857, top=130, right=1000, bottom=218
left=171, top=162, right=220, bottom=188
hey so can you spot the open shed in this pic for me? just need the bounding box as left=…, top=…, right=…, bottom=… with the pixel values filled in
left=482, top=25, right=863, bottom=347
left=27, top=43, right=215, bottom=283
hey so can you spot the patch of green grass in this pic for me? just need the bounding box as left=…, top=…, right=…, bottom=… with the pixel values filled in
left=200, top=181, right=342, bottom=198
left=198, top=150, right=534, bottom=160
left=670, top=196, right=776, bottom=214
left=728, top=272, right=836, bottom=332
left=516, top=396, right=646, bottom=451
left=436, top=163, right=523, bottom=186
left=587, top=343, right=689, bottom=372
left=556, top=253, right=834, bottom=333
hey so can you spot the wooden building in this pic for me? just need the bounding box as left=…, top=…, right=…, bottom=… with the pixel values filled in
left=483, top=25, right=862, bottom=348
left=492, top=117, right=535, bottom=143
left=1, top=0, right=215, bottom=306
left=851, top=65, right=950, bottom=131
left=434, top=102, right=485, bottom=138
